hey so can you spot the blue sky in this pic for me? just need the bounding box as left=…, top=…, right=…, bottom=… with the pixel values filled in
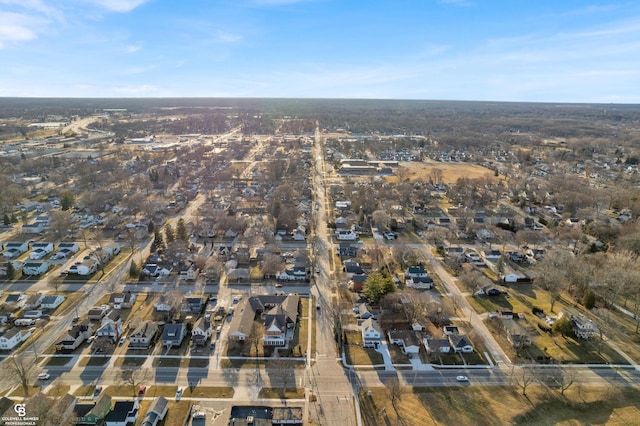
left=1, top=0, right=639, bottom=102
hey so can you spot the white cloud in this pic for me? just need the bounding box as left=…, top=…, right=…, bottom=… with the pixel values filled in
left=439, top=0, right=474, bottom=7
left=0, top=0, right=63, bottom=20
left=0, top=12, right=45, bottom=47
left=252, top=0, right=312, bottom=5
left=123, top=64, right=155, bottom=74
left=113, top=84, right=160, bottom=95
left=91, top=0, right=150, bottom=13
left=216, top=31, right=242, bottom=43
left=125, top=43, right=142, bottom=53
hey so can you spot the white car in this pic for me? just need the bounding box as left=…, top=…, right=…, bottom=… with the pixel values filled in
left=175, top=387, right=183, bottom=401
left=456, top=375, right=469, bottom=382
left=37, top=373, right=50, bottom=380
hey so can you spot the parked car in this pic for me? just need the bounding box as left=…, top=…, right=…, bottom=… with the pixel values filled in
left=175, top=387, right=183, bottom=401
left=119, top=336, right=126, bottom=345
left=37, top=373, right=50, bottom=380
left=138, top=386, right=146, bottom=396
left=93, top=386, right=102, bottom=397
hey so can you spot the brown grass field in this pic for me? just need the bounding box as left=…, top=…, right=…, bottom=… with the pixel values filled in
left=388, top=161, right=496, bottom=184
left=361, top=386, right=640, bottom=426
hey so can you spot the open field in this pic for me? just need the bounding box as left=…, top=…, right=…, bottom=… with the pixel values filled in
left=360, top=385, right=640, bottom=426
left=467, top=284, right=628, bottom=365
left=388, top=161, right=496, bottom=184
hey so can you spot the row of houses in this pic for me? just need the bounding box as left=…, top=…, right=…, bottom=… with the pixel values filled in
left=360, top=318, right=474, bottom=355
left=0, top=393, right=168, bottom=426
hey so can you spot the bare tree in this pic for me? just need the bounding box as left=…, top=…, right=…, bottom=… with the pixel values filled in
left=372, top=210, right=391, bottom=231
left=46, top=210, right=74, bottom=241
left=510, top=365, right=539, bottom=397
left=3, top=353, right=38, bottom=396
left=248, top=321, right=264, bottom=357
left=48, top=275, right=64, bottom=292
left=261, top=254, right=284, bottom=278
left=556, top=367, right=577, bottom=396
left=269, top=358, right=297, bottom=396
left=402, top=290, right=429, bottom=325
left=536, top=249, right=571, bottom=313
left=120, top=368, right=152, bottom=397
left=384, top=377, right=404, bottom=409
left=165, top=290, right=185, bottom=321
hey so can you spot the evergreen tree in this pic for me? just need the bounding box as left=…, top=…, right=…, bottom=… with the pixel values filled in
left=552, top=316, right=575, bottom=338
left=165, top=223, right=176, bottom=243
left=582, top=289, right=596, bottom=309
left=151, top=228, right=165, bottom=252
left=147, top=220, right=155, bottom=234
left=60, top=191, right=75, bottom=211
left=176, top=218, right=188, bottom=242
left=362, top=271, right=395, bottom=305
left=6, top=262, right=15, bottom=280
left=129, top=260, right=140, bottom=278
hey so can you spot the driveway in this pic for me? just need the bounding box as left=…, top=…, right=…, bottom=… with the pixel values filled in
left=374, top=341, right=395, bottom=370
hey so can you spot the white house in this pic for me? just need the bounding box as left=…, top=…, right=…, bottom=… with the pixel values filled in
left=361, top=318, right=382, bottom=348
left=179, top=263, right=199, bottom=281
left=30, top=242, right=54, bottom=255
left=22, top=222, right=47, bottom=234
left=97, top=311, right=123, bottom=343
left=191, top=317, right=212, bottom=346
left=423, top=337, right=451, bottom=354
left=276, top=266, right=307, bottom=281
left=40, top=295, right=65, bottom=309
left=109, top=292, right=136, bottom=309
left=57, top=242, right=79, bottom=253
left=141, top=397, right=168, bottom=426
left=56, top=321, right=93, bottom=351
left=23, top=262, right=49, bottom=276
left=69, top=258, right=99, bottom=276
left=336, top=230, right=357, bottom=241
left=3, top=242, right=28, bottom=258
left=0, top=328, right=31, bottom=350
left=129, top=321, right=158, bottom=348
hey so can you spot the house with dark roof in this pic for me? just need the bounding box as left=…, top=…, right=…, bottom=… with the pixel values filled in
left=423, top=337, right=451, bottom=354
left=41, top=294, right=65, bottom=309
left=162, top=323, right=186, bottom=348
left=343, top=260, right=364, bottom=277
left=105, top=400, right=138, bottom=426
left=350, top=274, right=368, bottom=292
left=448, top=334, right=474, bottom=353
left=228, top=295, right=300, bottom=348
left=337, top=243, right=358, bottom=259
left=182, top=297, right=205, bottom=314
left=56, top=320, right=93, bottom=351
left=262, top=296, right=299, bottom=347
left=388, top=330, right=421, bottom=356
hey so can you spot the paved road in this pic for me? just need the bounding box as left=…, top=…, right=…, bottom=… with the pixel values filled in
left=307, top=125, right=361, bottom=426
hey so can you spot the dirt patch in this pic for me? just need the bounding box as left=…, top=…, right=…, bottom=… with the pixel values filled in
left=391, top=161, right=496, bottom=184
